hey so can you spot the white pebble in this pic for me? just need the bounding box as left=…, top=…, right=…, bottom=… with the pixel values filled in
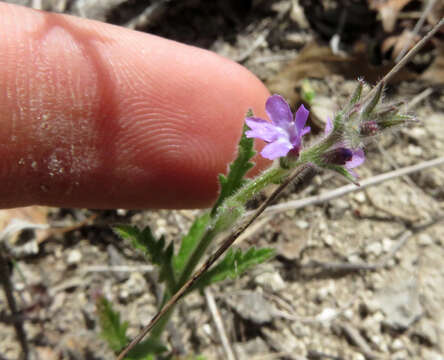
left=354, top=192, right=366, bottom=203
left=408, top=144, right=423, bottom=156
left=67, top=249, right=82, bottom=264
left=390, top=338, right=404, bottom=351
left=323, top=234, right=334, bottom=246
left=418, top=234, right=433, bottom=246
left=366, top=241, right=382, bottom=256
left=295, top=220, right=309, bottom=229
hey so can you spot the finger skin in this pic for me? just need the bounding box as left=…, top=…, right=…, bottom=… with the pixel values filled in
left=0, top=3, right=270, bottom=209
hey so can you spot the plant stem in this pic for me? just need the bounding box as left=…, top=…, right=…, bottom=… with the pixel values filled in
left=177, top=164, right=288, bottom=288
left=117, top=163, right=314, bottom=360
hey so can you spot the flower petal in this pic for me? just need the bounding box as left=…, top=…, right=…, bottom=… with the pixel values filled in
left=245, top=117, right=283, bottom=142
left=346, top=148, right=365, bottom=169
left=347, top=168, right=359, bottom=179
left=324, top=116, right=333, bottom=136
left=294, top=104, right=309, bottom=134
left=301, top=126, right=311, bottom=137
left=265, top=95, right=293, bottom=128
left=260, top=138, right=293, bottom=160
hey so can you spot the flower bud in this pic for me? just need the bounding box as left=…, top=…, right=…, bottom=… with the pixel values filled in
left=322, top=147, right=353, bottom=166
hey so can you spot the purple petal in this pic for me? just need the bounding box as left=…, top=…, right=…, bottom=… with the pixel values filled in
left=347, top=168, right=359, bottom=179
left=294, top=104, right=309, bottom=134
left=265, top=95, right=293, bottom=128
left=260, top=139, right=293, bottom=160
left=301, top=126, right=311, bottom=137
left=346, top=148, right=365, bottom=169
left=324, top=117, right=333, bottom=136
left=245, top=117, right=284, bottom=142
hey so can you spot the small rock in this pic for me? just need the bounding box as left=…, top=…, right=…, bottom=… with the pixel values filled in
left=382, top=237, right=393, bottom=252
left=316, top=308, right=337, bottom=322
left=67, top=249, right=82, bottom=264
left=352, top=354, right=366, bottom=360
left=295, top=219, right=309, bottom=229
left=373, top=280, right=422, bottom=330
left=234, top=337, right=269, bottom=358
left=116, top=209, right=127, bottom=216
left=224, top=291, right=274, bottom=324
left=327, top=198, right=350, bottom=219
left=255, top=271, right=286, bottom=292
left=409, top=127, right=427, bottom=140
left=390, top=338, right=404, bottom=351
left=354, top=192, right=367, bottom=203
left=366, top=241, right=383, bottom=257
left=323, top=234, right=334, bottom=246
left=119, top=272, right=146, bottom=302
left=343, top=308, right=354, bottom=320
left=414, top=318, right=438, bottom=345
left=408, top=144, right=423, bottom=156
left=316, top=281, right=335, bottom=302
left=418, top=233, right=434, bottom=246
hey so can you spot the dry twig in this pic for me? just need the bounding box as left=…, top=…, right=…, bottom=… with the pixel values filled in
left=262, top=156, right=444, bottom=216
left=204, top=288, right=238, bottom=360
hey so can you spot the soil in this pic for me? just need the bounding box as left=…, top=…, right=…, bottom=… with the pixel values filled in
left=1, top=1, right=444, bottom=360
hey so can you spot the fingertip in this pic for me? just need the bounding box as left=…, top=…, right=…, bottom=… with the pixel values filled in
left=0, top=3, right=270, bottom=208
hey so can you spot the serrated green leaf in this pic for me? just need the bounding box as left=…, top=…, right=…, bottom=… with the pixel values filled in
left=193, top=247, right=274, bottom=289
left=173, top=212, right=210, bottom=277
left=113, top=225, right=176, bottom=292
left=96, top=297, right=128, bottom=352
left=211, top=120, right=256, bottom=215
left=126, top=337, right=168, bottom=359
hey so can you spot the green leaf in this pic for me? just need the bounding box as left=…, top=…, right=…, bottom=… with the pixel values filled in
left=326, top=164, right=360, bottom=185
left=211, top=119, right=256, bottom=215
left=114, top=225, right=176, bottom=291
left=193, top=247, right=274, bottom=289
left=96, top=296, right=128, bottom=352
left=301, top=79, right=316, bottom=105
left=126, top=337, right=168, bottom=359
left=173, top=212, right=210, bottom=277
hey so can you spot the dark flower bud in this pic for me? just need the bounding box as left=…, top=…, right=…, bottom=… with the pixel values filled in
left=322, top=147, right=353, bottom=166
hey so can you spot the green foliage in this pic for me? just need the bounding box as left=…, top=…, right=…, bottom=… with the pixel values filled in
left=97, top=296, right=167, bottom=358
left=301, top=79, right=316, bottom=105
left=326, top=164, right=359, bottom=185
left=126, top=339, right=168, bottom=360
left=97, top=297, right=129, bottom=352
left=194, top=247, right=274, bottom=289
left=211, top=120, right=256, bottom=215
left=114, top=225, right=176, bottom=291
left=173, top=212, right=210, bottom=278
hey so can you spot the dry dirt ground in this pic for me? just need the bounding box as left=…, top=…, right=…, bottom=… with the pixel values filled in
left=1, top=1, right=444, bottom=359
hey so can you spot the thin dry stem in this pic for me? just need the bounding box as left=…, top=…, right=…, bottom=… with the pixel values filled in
left=364, top=18, right=443, bottom=102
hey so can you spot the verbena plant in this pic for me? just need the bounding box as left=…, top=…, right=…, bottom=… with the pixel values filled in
left=96, top=77, right=417, bottom=359
left=96, top=18, right=444, bottom=358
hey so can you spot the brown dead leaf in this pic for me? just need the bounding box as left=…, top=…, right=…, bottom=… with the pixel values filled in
left=0, top=206, right=51, bottom=244
left=368, top=0, right=414, bottom=32
left=266, top=42, right=416, bottom=109
left=381, top=29, right=420, bottom=60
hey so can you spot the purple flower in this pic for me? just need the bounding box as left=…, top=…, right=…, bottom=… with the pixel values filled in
left=245, top=95, right=311, bottom=160
left=324, top=117, right=365, bottom=179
